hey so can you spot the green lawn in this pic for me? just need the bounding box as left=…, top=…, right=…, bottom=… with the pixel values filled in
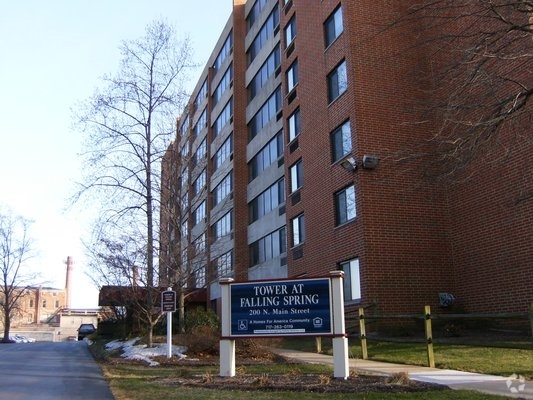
left=281, top=336, right=533, bottom=380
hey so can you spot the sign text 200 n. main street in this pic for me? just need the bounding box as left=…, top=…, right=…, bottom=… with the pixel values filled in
left=229, top=278, right=332, bottom=336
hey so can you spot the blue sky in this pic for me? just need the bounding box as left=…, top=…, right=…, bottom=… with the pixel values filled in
left=0, top=1, right=232, bottom=307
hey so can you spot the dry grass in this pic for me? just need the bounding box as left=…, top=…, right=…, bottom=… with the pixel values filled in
left=385, top=372, right=411, bottom=385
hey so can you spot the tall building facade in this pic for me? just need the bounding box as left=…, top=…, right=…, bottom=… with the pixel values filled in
left=160, top=0, right=533, bottom=316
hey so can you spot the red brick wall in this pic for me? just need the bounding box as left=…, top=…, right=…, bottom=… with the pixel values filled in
left=231, top=1, right=250, bottom=282
left=281, top=0, right=532, bottom=314
left=419, top=1, right=533, bottom=313
left=283, top=1, right=454, bottom=313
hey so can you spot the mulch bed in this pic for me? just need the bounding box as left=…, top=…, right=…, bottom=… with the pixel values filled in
left=103, top=338, right=447, bottom=394
left=155, top=372, right=446, bottom=394
left=145, top=346, right=446, bottom=394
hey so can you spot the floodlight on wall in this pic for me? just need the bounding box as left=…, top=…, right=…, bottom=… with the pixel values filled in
left=362, top=155, right=380, bottom=170
left=438, top=292, right=456, bottom=308
left=340, top=155, right=358, bottom=171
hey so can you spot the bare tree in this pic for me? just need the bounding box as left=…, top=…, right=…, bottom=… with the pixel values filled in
left=159, top=138, right=212, bottom=333
left=73, top=20, right=194, bottom=346
left=86, top=232, right=163, bottom=341
left=0, top=206, right=37, bottom=343
left=393, top=0, right=533, bottom=180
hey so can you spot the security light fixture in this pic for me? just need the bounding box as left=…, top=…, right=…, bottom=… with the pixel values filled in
left=340, top=155, right=358, bottom=171
left=362, top=155, right=379, bottom=170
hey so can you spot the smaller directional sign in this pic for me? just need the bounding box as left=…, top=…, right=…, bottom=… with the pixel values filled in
left=161, top=290, right=176, bottom=312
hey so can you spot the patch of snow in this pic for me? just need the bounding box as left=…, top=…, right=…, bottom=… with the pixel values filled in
left=105, top=338, right=190, bottom=366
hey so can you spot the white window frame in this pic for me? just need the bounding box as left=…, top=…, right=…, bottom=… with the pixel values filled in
left=335, top=185, right=356, bottom=225
left=290, top=159, right=303, bottom=193
left=327, top=60, right=348, bottom=103
left=340, top=258, right=361, bottom=302
left=291, top=214, right=305, bottom=246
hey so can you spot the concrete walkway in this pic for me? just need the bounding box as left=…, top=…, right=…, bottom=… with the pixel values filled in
left=270, top=348, right=533, bottom=399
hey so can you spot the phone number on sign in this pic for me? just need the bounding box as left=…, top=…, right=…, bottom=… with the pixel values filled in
left=265, top=324, right=293, bottom=330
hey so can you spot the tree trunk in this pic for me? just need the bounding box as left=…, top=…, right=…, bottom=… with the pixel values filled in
left=178, top=289, right=185, bottom=334
left=2, top=305, right=11, bottom=342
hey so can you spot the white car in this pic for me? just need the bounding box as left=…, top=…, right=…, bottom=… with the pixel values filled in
left=13, top=335, right=36, bottom=343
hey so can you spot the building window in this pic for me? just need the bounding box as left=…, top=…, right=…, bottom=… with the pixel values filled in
left=249, top=178, right=285, bottom=222
left=287, top=108, right=301, bottom=142
left=249, top=130, right=283, bottom=181
left=181, top=219, right=188, bottom=238
left=42, top=300, right=47, bottom=308
left=289, top=159, right=303, bottom=193
left=324, top=6, right=343, bottom=48
left=214, top=32, right=233, bottom=72
left=180, top=141, right=189, bottom=158
left=194, top=109, right=207, bottom=137
left=193, top=201, right=206, bottom=226
left=285, top=16, right=296, bottom=47
left=249, top=226, right=287, bottom=266
left=193, top=232, right=206, bottom=254
left=214, top=211, right=232, bottom=239
left=181, top=193, right=189, bottom=214
left=193, top=169, right=206, bottom=196
left=340, top=258, right=361, bottom=301
left=181, top=166, right=189, bottom=188
left=213, top=134, right=233, bottom=171
left=215, top=250, right=233, bottom=278
left=180, top=116, right=190, bottom=137
left=55, top=300, right=60, bottom=308
left=213, top=65, right=233, bottom=105
left=331, top=120, right=352, bottom=162
left=335, top=185, right=356, bottom=225
left=247, top=0, right=269, bottom=30
left=327, top=60, right=348, bottom=103
left=213, top=172, right=232, bottom=206
left=248, top=45, right=280, bottom=100
left=291, top=214, right=305, bottom=246
left=248, top=4, right=280, bottom=65
left=195, top=79, right=208, bottom=107
left=286, top=60, right=299, bottom=93
left=194, top=265, right=206, bottom=288
left=249, top=87, right=282, bottom=140
left=196, top=138, right=207, bottom=165
left=213, top=99, right=233, bottom=138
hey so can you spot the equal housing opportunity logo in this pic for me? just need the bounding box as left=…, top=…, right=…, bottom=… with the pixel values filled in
left=506, top=374, right=526, bottom=394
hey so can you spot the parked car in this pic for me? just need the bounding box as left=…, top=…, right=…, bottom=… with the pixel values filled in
left=0, top=335, right=35, bottom=343
left=14, top=334, right=35, bottom=343
left=77, top=323, right=97, bottom=341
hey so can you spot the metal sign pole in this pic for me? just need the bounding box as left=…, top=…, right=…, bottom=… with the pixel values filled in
left=167, top=310, right=172, bottom=358
left=162, top=287, right=175, bottom=359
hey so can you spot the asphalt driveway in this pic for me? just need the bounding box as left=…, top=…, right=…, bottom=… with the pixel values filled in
left=0, top=340, right=114, bottom=399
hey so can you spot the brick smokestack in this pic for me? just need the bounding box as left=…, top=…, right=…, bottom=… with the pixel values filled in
left=65, top=256, right=74, bottom=309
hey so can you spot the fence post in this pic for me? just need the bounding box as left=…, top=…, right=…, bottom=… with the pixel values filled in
left=529, top=302, right=533, bottom=341
left=358, top=307, right=368, bottom=359
left=315, top=337, right=322, bottom=353
left=424, top=305, right=435, bottom=368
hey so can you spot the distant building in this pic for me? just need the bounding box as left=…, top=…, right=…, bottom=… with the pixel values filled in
left=2, top=256, right=100, bottom=341
left=160, top=0, right=532, bottom=318
left=12, top=285, right=68, bottom=325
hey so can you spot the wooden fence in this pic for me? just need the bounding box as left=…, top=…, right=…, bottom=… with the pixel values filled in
left=354, top=304, right=533, bottom=368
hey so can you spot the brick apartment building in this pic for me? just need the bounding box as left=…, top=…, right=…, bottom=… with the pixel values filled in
left=160, top=0, right=532, bottom=317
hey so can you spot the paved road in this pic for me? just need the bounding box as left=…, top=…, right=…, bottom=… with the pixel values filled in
left=0, top=341, right=114, bottom=400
